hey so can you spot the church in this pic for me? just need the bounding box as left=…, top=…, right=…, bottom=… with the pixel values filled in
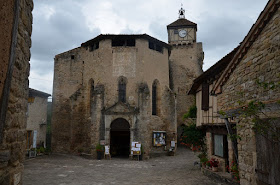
left=51, top=8, right=204, bottom=158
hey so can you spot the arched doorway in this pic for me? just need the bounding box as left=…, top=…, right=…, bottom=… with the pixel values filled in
left=110, top=118, right=130, bottom=158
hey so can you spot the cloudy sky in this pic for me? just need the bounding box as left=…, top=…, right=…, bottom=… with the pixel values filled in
left=29, top=0, right=268, bottom=96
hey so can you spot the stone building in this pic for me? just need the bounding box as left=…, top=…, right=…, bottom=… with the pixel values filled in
left=189, top=0, right=280, bottom=184
left=26, top=88, right=50, bottom=149
left=51, top=8, right=203, bottom=158
left=188, top=47, right=239, bottom=173
left=0, top=0, right=33, bottom=184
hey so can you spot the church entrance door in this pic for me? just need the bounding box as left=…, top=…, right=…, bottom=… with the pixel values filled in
left=110, top=118, right=130, bottom=158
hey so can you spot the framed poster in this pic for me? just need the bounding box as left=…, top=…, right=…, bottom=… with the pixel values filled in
left=153, top=131, right=166, bottom=146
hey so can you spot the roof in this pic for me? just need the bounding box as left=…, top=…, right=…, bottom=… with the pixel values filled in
left=213, top=0, right=280, bottom=94
left=81, top=34, right=171, bottom=50
left=29, top=88, right=51, bottom=98
left=188, top=46, right=240, bottom=95
left=167, top=18, right=197, bottom=30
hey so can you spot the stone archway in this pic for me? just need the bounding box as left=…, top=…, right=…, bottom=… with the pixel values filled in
left=110, top=118, right=130, bottom=158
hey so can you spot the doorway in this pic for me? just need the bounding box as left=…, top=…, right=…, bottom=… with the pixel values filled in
left=110, top=118, right=130, bottom=158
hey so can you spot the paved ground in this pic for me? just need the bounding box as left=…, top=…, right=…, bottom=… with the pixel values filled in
left=23, top=148, right=223, bottom=185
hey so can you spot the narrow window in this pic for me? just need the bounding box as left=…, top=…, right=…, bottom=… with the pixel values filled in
left=89, top=45, right=93, bottom=52
left=118, top=78, right=126, bottom=102
left=149, top=41, right=155, bottom=50
left=202, top=83, right=209, bottom=111
left=71, top=55, right=75, bottom=59
left=95, top=42, right=99, bottom=49
left=149, top=41, right=163, bottom=53
left=152, top=83, right=157, bottom=115
left=156, top=44, right=163, bottom=53
left=90, top=80, right=94, bottom=97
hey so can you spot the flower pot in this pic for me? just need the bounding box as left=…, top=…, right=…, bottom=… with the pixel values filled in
left=202, top=163, right=206, bottom=168
left=212, top=167, right=218, bottom=172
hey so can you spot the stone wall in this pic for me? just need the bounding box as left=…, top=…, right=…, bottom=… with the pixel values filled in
left=0, top=0, right=33, bottom=184
left=218, top=6, right=280, bottom=185
left=169, top=43, right=203, bottom=127
left=205, top=130, right=235, bottom=173
left=26, top=95, right=48, bottom=147
left=52, top=37, right=176, bottom=157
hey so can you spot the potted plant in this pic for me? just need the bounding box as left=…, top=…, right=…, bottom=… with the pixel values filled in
left=200, top=157, right=208, bottom=168
left=210, top=158, right=219, bottom=172
left=228, top=161, right=240, bottom=182
left=197, top=153, right=207, bottom=168
left=96, top=144, right=104, bottom=160
left=206, top=161, right=211, bottom=169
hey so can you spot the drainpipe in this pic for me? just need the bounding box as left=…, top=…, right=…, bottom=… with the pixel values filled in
left=224, top=118, right=239, bottom=164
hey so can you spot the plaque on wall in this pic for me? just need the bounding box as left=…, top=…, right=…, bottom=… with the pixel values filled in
left=153, top=131, right=166, bottom=147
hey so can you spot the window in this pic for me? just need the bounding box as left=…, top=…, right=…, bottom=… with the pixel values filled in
left=126, top=39, right=135, bottom=46
left=152, top=83, right=157, bottom=115
left=112, top=39, right=135, bottom=47
left=89, top=42, right=99, bottom=52
left=89, top=79, right=94, bottom=97
left=152, top=80, right=160, bottom=115
left=118, top=77, right=127, bottom=102
left=71, top=55, right=75, bottom=59
left=149, top=41, right=155, bottom=50
left=213, top=134, right=227, bottom=157
left=149, top=41, right=163, bottom=53
left=94, top=42, right=99, bottom=49
left=202, top=83, right=209, bottom=111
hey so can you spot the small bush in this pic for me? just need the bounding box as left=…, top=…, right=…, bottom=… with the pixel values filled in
left=183, top=105, right=197, bottom=120
left=96, top=144, right=104, bottom=152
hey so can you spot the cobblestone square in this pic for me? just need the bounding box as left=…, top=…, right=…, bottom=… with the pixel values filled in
left=23, top=148, right=223, bottom=185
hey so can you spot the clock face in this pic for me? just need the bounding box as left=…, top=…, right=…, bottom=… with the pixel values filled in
left=179, top=29, right=187, bottom=38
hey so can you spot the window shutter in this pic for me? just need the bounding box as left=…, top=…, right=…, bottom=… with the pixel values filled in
left=202, top=83, right=209, bottom=111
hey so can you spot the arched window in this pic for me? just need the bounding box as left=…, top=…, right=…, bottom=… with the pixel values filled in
left=152, top=83, right=157, bottom=115
left=90, top=80, right=94, bottom=96
left=152, top=80, right=160, bottom=115
left=118, top=77, right=127, bottom=103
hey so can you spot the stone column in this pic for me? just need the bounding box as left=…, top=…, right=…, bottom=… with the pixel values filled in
left=90, top=85, right=105, bottom=149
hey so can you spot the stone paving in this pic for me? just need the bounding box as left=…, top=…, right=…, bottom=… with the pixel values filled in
left=23, top=148, right=224, bottom=185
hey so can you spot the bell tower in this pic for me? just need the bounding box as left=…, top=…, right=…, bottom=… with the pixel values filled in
left=168, top=5, right=204, bottom=130
left=167, top=6, right=197, bottom=45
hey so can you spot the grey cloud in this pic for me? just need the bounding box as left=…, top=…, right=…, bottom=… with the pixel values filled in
left=31, top=0, right=100, bottom=76
left=148, top=20, right=168, bottom=42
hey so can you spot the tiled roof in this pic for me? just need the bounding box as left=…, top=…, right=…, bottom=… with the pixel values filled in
left=29, top=88, right=51, bottom=98
left=81, top=34, right=171, bottom=49
left=167, top=18, right=197, bottom=30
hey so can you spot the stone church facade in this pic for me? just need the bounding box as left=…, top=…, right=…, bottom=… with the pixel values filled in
left=51, top=9, right=203, bottom=158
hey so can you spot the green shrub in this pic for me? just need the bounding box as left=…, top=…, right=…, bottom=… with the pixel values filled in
left=200, top=157, right=208, bottom=164
left=96, top=144, right=104, bottom=152
left=180, top=123, right=205, bottom=150
left=183, top=105, right=197, bottom=120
